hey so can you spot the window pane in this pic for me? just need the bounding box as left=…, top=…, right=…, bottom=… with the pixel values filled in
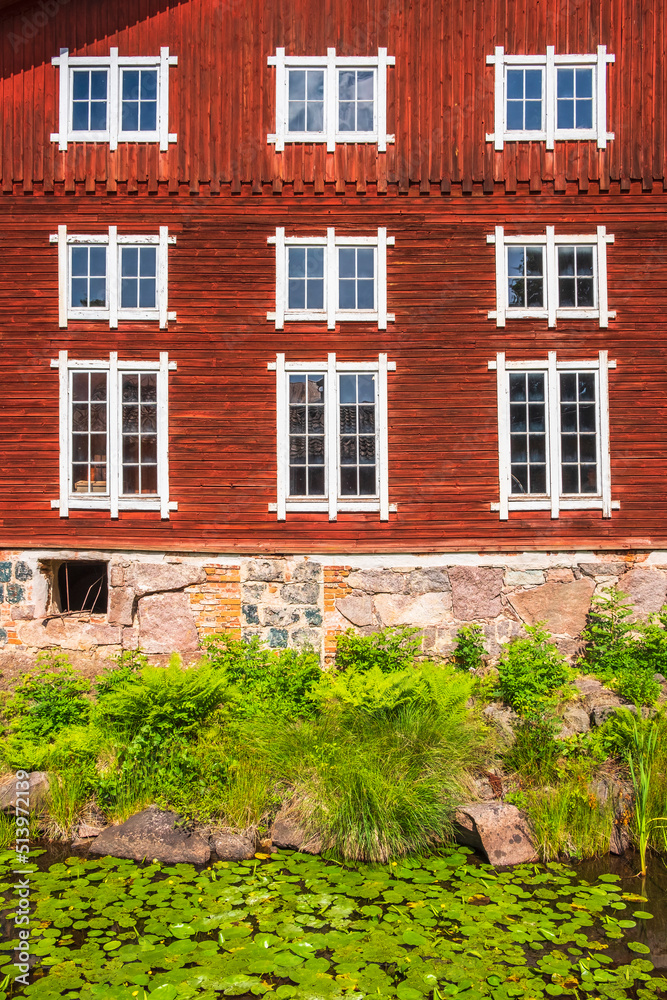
left=289, top=373, right=325, bottom=497
left=558, top=247, right=575, bottom=276
left=288, top=248, right=306, bottom=277
left=507, top=247, right=525, bottom=276
left=339, top=70, right=355, bottom=101
left=307, top=70, right=324, bottom=100
left=306, top=248, right=324, bottom=277
left=524, top=100, right=542, bottom=130
left=559, top=278, right=576, bottom=307
left=71, top=371, right=108, bottom=494
left=509, top=373, right=526, bottom=402
left=509, top=372, right=547, bottom=496
left=288, top=280, right=305, bottom=309
left=526, top=278, right=544, bottom=307
left=339, top=279, right=356, bottom=309
left=72, top=70, right=90, bottom=100
left=139, top=278, right=156, bottom=308
left=525, top=247, right=543, bottom=275
left=339, top=248, right=356, bottom=278
left=307, top=102, right=324, bottom=132
left=337, top=372, right=377, bottom=498
left=289, top=71, right=306, bottom=100
left=524, top=70, right=542, bottom=99
left=90, top=71, right=107, bottom=100
left=557, top=99, right=574, bottom=130
left=557, top=68, right=574, bottom=98
left=306, top=279, right=324, bottom=310
left=339, top=374, right=356, bottom=404
left=122, top=248, right=138, bottom=276
left=560, top=372, right=598, bottom=496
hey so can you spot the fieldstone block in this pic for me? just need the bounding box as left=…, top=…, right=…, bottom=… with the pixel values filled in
left=346, top=570, right=405, bottom=594
left=137, top=592, right=199, bottom=653
left=79, top=623, right=123, bottom=647
left=267, top=628, right=288, bottom=647
left=109, top=565, right=125, bottom=587
left=618, top=567, right=667, bottom=618
left=12, top=605, right=35, bottom=620
left=270, top=811, right=323, bottom=855
left=281, top=582, right=319, bottom=605
left=122, top=627, right=140, bottom=650
left=242, top=604, right=259, bottom=625
left=454, top=802, right=537, bottom=865
left=304, top=608, right=323, bottom=626
left=14, top=562, right=32, bottom=582
left=547, top=567, right=576, bottom=584
left=0, top=562, right=11, bottom=583
left=374, top=592, right=451, bottom=627
left=509, top=578, right=595, bottom=636
left=292, top=628, right=320, bottom=647
left=450, top=566, right=503, bottom=621
left=405, top=568, right=451, bottom=594
left=129, top=562, right=206, bottom=597
left=556, top=705, right=591, bottom=739
left=6, top=584, right=24, bottom=604
left=335, top=595, right=374, bottom=626
left=262, top=607, right=299, bottom=627
left=90, top=806, right=210, bottom=864
left=0, top=771, right=50, bottom=813
left=244, top=559, right=285, bottom=583
left=242, top=583, right=266, bottom=603
left=504, top=569, right=545, bottom=588
left=292, top=561, right=321, bottom=583
left=107, top=587, right=135, bottom=627
left=579, top=562, right=626, bottom=579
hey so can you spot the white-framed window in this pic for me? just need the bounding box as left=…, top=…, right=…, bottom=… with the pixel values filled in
left=267, top=47, right=395, bottom=152
left=50, top=47, right=178, bottom=152
left=489, top=351, right=619, bottom=520
left=50, top=351, right=177, bottom=520
left=487, top=225, right=615, bottom=328
left=49, top=225, right=176, bottom=329
left=267, top=353, right=397, bottom=521
left=486, top=46, right=615, bottom=150
left=267, top=227, right=395, bottom=330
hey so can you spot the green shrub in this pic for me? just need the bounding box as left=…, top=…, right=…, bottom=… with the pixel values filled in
left=505, top=716, right=562, bottom=785
left=334, top=626, right=422, bottom=674
left=94, top=656, right=228, bottom=740
left=203, top=634, right=321, bottom=720
left=497, top=623, right=569, bottom=715
left=94, top=649, right=146, bottom=698
left=453, top=624, right=487, bottom=672
left=3, top=650, right=90, bottom=741
left=579, top=589, right=663, bottom=705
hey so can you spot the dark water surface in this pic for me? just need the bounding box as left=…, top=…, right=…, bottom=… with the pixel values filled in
left=1, top=843, right=666, bottom=999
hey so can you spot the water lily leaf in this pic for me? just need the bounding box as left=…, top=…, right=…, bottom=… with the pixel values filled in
left=396, top=988, right=425, bottom=999
left=632, top=911, right=653, bottom=920
left=401, top=930, right=429, bottom=947
left=149, top=986, right=179, bottom=999
left=627, top=942, right=651, bottom=954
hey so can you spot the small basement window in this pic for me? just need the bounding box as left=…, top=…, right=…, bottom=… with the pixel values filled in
left=57, top=561, right=108, bottom=613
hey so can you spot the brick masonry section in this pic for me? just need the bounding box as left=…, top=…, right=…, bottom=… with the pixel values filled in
left=2, top=548, right=666, bottom=662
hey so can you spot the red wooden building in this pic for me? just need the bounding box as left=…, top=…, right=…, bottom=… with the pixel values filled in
left=1, top=0, right=666, bottom=659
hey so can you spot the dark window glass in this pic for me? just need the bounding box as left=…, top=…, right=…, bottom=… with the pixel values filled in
left=338, top=247, right=375, bottom=311
left=288, top=69, right=324, bottom=133
left=71, top=371, right=108, bottom=494
left=338, top=68, right=374, bottom=132
left=506, top=67, right=543, bottom=131
left=288, top=247, right=324, bottom=310
left=558, top=245, right=595, bottom=308
left=507, top=246, right=544, bottom=309
left=72, top=69, right=108, bottom=132
left=288, top=373, right=325, bottom=496
left=509, top=372, right=547, bottom=495
left=560, top=372, right=598, bottom=494
left=338, top=373, right=376, bottom=496
left=121, top=373, right=158, bottom=495
left=557, top=66, right=594, bottom=130
left=71, top=245, right=107, bottom=309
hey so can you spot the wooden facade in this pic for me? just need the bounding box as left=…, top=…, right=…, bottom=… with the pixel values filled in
left=0, top=0, right=666, bottom=555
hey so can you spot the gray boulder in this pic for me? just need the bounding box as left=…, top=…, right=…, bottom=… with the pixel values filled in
left=0, top=771, right=50, bottom=813
left=483, top=703, right=518, bottom=741
left=211, top=831, right=256, bottom=860
left=89, top=806, right=211, bottom=864
left=556, top=704, right=591, bottom=739
left=453, top=802, right=537, bottom=865
left=270, top=810, right=323, bottom=854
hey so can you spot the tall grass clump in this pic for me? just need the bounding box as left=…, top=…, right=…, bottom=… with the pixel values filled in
left=522, top=783, right=615, bottom=861
left=226, top=631, right=493, bottom=862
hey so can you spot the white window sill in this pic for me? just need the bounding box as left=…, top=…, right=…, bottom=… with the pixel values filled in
left=268, top=310, right=395, bottom=325
left=269, top=500, right=397, bottom=513
left=52, top=497, right=178, bottom=512
left=491, top=498, right=620, bottom=512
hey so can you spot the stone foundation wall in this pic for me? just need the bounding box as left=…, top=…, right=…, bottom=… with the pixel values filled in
left=2, top=548, right=667, bottom=661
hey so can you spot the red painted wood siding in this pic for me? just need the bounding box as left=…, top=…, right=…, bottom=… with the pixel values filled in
left=1, top=193, right=667, bottom=553
left=0, top=0, right=665, bottom=195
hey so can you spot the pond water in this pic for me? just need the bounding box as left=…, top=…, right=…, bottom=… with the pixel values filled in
left=0, top=844, right=666, bottom=1000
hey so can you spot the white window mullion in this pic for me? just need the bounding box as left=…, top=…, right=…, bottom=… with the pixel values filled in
left=108, top=226, right=118, bottom=328
left=545, top=46, right=555, bottom=150
left=327, top=227, right=336, bottom=330
left=376, top=47, right=395, bottom=151
left=326, top=48, right=337, bottom=152
left=268, top=48, right=286, bottom=151
left=268, top=228, right=285, bottom=330
left=157, top=351, right=171, bottom=519
left=492, top=353, right=510, bottom=519
left=485, top=47, right=505, bottom=150
left=108, top=47, right=119, bottom=151
left=275, top=353, right=288, bottom=520
left=545, top=225, right=557, bottom=327
left=597, top=225, right=614, bottom=328
left=378, top=353, right=390, bottom=521
left=597, top=45, right=615, bottom=148
left=547, top=351, right=560, bottom=519
left=598, top=350, right=613, bottom=517
left=327, top=352, right=338, bottom=521
left=109, top=351, right=119, bottom=519
left=377, top=227, right=388, bottom=330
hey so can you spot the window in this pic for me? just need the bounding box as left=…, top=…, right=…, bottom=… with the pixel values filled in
left=489, top=351, right=619, bottom=520
left=56, top=561, right=108, bottom=614
left=51, top=351, right=177, bottom=519
left=50, top=47, right=177, bottom=151
left=268, top=227, right=394, bottom=330
left=268, top=353, right=396, bottom=520
left=267, top=47, right=395, bottom=152
left=487, top=225, right=615, bottom=328
left=486, top=45, right=614, bottom=150
left=50, top=226, right=176, bottom=328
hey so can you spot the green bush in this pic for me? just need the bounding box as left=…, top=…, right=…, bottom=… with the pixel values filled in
left=505, top=716, right=562, bottom=785
left=497, top=623, right=569, bottom=715
left=453, top=624, right=487, bottom=672
left=203, top=634, right=321, bottom=720
left=334, top=626, right=422, bottom=674
left=3, top=650, right=91, bottom=741
left=579, top=589, right=663, bottom=705
left=94, top=655, right=229, bottom=740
